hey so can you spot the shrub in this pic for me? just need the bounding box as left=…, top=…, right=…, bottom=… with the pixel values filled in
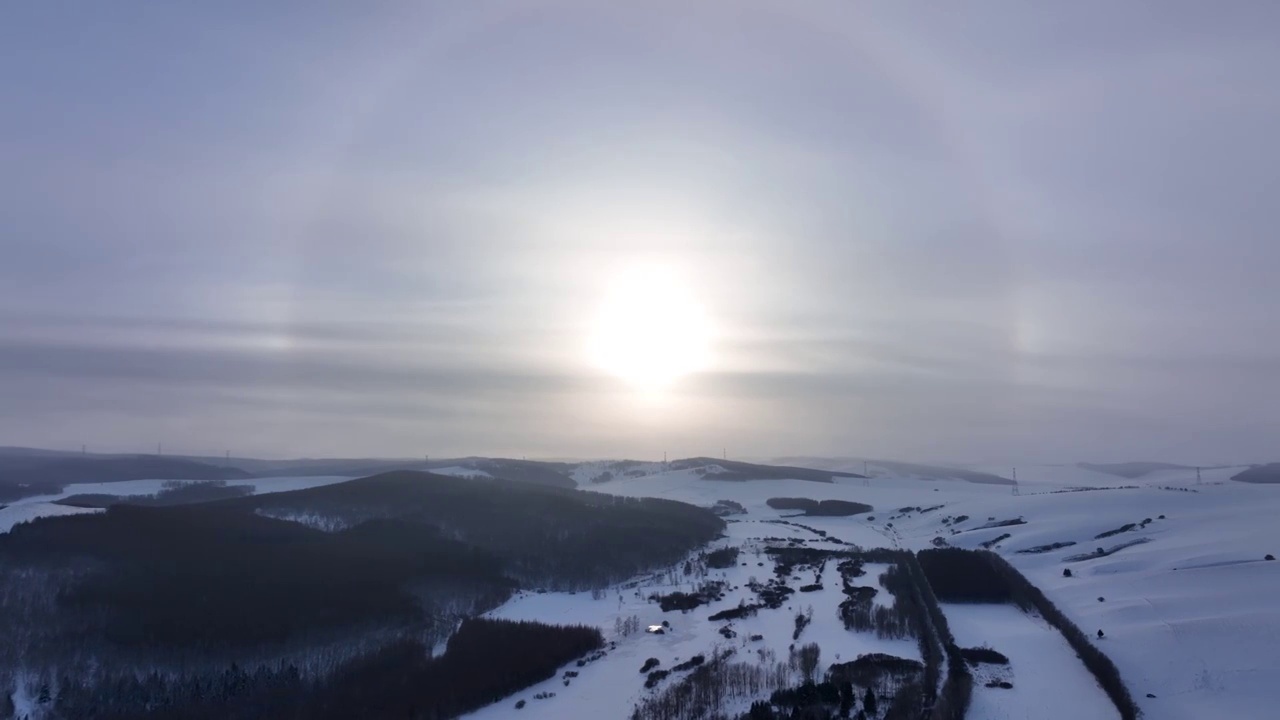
left=1018, top=541, right=1076, bottom=555
left=672, top=655, right=705, bottom=672
left=984, top=680, right=1013, bottom=689
left=793, top=609, right=812, bottom=640
left=710, top=604, right=762, bottom=622
left=640, top=658, right=660, bottom=673
left=1095, top=523, right=1137, bottom=540
left=980, top=533, right=1012, bottom=549
left=644, top=669, right=670, bottom=689
left=515, top=699, right=526, bottom=709
left=1063, top=568, right=1073, bottom=577
left=705, top=547, right=740, bottom=569
left=959, top=647, right=1010, bottom=665
left=654, top=582, right=725, bottom=612
left=1266, top=554, right=1275, bottom=561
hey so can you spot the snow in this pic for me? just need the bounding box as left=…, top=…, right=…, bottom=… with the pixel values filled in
left=844, top=470, right=1280, bottom=720
left=571, top=460, right=670, bottom=486
left=459, top=462, right=1280, bottom=719
left=0, top=475, right=353, bottom=533
left=12, top=456, right=1272, bottom=719
left=463, top=516, right=918, bottom=720
left=0, top=502, right=103, bottom=533
left=431, top=466, right=493, bottom=479
left=941, top=603, right=1119, bottom=720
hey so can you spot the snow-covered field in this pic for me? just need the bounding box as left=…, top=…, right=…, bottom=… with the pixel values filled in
left=465, top=517, right=916, bottom=720
left=942, top=602, right=1119, bottom=720
left=458, top=461, right=1279, bottom=719
left=0, top=475, right=353, bottom=533
left=430, top=466, right=494, bottom=479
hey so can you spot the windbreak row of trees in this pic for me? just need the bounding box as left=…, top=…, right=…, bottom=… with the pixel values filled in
left=897, top=552, right=971, bottom=720
left=765, top=498, right=873, bottom=516
left=917, top=548, right=1138, bottom=720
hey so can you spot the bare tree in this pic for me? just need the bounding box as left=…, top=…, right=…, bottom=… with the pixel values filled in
left=797, top=642, right=821, bottom=684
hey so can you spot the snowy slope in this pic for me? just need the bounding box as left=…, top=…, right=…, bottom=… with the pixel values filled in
left=460, top=462, right=1280, bottom=720
left=464, top=518, right=917, bottom=720
left=943, top=603, right=1119, bottom=720
left=0, top=475, right=353, bottom=533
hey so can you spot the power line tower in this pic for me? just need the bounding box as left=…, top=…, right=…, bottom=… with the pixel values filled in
left=1012, top=467, right=1020, bottom=496
left=1196, top=466, right=1202, bottom=485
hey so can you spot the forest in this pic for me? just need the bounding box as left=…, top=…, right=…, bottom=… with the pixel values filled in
left=49, top=618, right=603, bottom=720
left=765, top=498, right=873, bottom=516
left=0, top=454, right=250, bottom=503
left=57, top=479, right=255, bottom=507
left=669, top=458, right=865, bottom=483
left=0, top=471, right=722, bottom=719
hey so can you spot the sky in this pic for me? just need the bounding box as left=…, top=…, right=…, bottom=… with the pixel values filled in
left=2, top=1, right=1278, bottom=464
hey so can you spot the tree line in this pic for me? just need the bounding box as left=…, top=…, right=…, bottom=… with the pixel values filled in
left=917, top=548, right=1138, bottom=720
left=47, top=618, right=602, bottom=720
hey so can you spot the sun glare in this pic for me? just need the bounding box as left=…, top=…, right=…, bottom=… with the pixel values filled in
left=588, top=265, right=713, bottom=390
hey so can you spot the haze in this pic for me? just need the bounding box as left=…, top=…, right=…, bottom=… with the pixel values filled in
left=2, top=1, right=1277, bottom=463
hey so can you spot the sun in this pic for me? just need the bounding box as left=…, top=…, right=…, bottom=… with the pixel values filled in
left=587, top=265, right=713, bottom=389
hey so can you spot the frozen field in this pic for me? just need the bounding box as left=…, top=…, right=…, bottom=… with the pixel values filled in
left=941, top=602, right=1119, bottom=720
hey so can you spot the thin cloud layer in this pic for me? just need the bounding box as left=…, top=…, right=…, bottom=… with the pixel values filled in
left=1, top=1, right=1277, bottom=462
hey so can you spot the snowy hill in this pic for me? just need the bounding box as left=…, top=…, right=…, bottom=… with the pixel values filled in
left=458, top=463, right=1279, bottom=720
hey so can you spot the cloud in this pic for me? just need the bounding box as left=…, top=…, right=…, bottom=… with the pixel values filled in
left=1, top=2, right=1277, bottom=462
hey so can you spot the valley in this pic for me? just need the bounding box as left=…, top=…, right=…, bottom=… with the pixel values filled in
left=0, top=457, right=1276, bottom=719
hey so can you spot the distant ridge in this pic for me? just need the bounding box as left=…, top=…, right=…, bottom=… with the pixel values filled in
left=867, top=460, right=1014, bottom=485
left=1078, top=462, right=1196, bottom=479
left=0, top=455, right=251, bottom=503
left=1232, top=463, right=1280, bottom=484
left=770, top=457, right=1013, bottom=485
left=670, top=457, right=866, bottom=483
